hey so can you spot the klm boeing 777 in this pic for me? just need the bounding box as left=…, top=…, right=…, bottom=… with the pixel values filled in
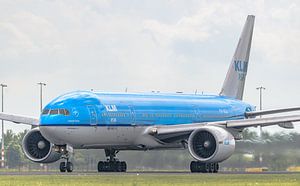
left=1, top=15, right=300, bottom=173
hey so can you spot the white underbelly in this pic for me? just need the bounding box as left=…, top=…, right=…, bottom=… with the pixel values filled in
left=39, top=126, right=162, bottom=149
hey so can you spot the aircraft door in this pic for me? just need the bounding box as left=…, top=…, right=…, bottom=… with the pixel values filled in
left=128, top=106, right=136, bottom=126
left=193, top=105, right=202, bottom=122
left=87, top=105, right=98, bottom=126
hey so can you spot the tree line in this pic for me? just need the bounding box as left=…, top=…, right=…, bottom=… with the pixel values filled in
left=1, top=129, right=300, bottom=171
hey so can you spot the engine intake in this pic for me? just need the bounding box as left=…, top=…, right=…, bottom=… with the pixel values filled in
left=22, top=128, right=61, bottom=163
left=188, top=126, right=235, bottom=163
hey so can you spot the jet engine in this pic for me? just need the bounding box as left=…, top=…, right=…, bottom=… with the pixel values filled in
left=22, top=128, right=62, bottom=163
left=188, top=126, right=235, bottom=163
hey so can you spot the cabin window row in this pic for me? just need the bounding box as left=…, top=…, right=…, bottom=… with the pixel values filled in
left=101, top=112, right=197, bottom=118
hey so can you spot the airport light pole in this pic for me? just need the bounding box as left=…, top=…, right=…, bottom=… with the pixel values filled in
left=256, top=86, right=266, bottom=134
left=256, top=86, right=266, bottom=165
left=37, top=82, right=46, bottom=112
left=256, top=86, right=266, bottom=113
left=1, top=84, right=7, bottom=168
left=37, top=82, right=47, bottom=171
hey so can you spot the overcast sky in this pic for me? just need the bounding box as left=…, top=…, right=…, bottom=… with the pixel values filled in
left=1, top=0, right=300, bottom=134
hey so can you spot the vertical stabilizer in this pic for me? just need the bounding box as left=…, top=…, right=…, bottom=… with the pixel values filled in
left=220, top=15, right=255, bottom=100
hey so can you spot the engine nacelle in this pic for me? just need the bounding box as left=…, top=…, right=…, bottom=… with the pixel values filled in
left=188, top=126, right=235, bottom=163
left=22, top=128, right=62, bottom=163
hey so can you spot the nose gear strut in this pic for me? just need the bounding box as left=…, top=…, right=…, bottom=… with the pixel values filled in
left=56, top=145, right=73, bottom=173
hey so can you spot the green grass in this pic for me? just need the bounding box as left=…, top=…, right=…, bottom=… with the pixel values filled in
left=0, top=174, right=299, bottom=186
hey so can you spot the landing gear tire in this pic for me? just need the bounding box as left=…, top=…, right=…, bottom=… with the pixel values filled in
left=97, top=161, right=127, bottom=172
left=60, top=161, right=73, bottom=172
left=98, top=149, right=127, bottom=172
left=190, top=161, right=219, bottom=173
left=98, top=161, right=105, bottom=172
left=66, top=162, right=73, bottom=172
left=120, top=161, right=127, bottom=172
left=213, top=163, right=219, bottom=173
left=60, top=162, right=66, bottom=172
left=190, top=161, right=197, bottom=172
left=56, top=145, right=74, bottom=173
left=115, top=161, right=121, bottom=172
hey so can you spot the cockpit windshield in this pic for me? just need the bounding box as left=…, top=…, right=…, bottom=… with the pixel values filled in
left=42, top=109, right=49, bottom=115
left=50, top=109, right=59, bottom=115
left=42, top=108, right=70, bottom=116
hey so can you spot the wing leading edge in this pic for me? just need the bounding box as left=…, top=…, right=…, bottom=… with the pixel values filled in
left=0, top=112, right=39, bottom=126
left=147, top=114, right=300, bottom=142
left=245, top=107, right=300, bottom=118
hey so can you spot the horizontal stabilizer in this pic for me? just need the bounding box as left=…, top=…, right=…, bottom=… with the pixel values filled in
left=278, top=122, right=294, bottom=129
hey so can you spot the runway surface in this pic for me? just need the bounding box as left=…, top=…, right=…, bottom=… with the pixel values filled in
left=0, top=171, right=298, bottom=175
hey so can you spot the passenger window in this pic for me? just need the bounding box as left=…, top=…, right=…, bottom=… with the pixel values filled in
left=65, top=109, right=70, bottom=116
left=59, top=109, right=65, bottom=115
left=42, top=109, right=49, bottom=115
left=50, top=109, right=59, bottom=115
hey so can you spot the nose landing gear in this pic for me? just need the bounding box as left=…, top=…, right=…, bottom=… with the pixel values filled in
left=97, top=149, right=127, bottom=172
left=59, top=160, right=73, bottom=172
left=56, top=145, right=74, bottom=173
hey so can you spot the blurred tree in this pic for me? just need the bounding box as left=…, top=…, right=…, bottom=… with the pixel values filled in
left=1, top=129, right=300, bottom=171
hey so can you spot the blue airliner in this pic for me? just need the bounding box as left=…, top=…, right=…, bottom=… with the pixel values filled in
left=1, top=15, right=300, bottom=173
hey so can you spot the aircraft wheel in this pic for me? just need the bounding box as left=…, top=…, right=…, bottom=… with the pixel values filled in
left=121, top=161, right=127, bottom=172
left=59, top=162, right=66, bottom=172
left=66, top=162, right=73, bottom=172
left=213, top=163, right=219, bottom=173
left=205, top=163, right=211, bottom=173
left=104, top=161, right=109, bottom=172
left=190, top=161, right=197, bottom=172
left=98, top=161, right=104, bottom=172
left=190, top=162, right=219, bottom=173
left=113, top=161, right=121, bottom=172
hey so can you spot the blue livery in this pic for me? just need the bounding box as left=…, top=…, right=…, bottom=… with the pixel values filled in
left=40, top=91, right=254, bottom=127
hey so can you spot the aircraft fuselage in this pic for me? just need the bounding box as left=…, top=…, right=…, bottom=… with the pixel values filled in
left=39, top=91, right=253, bottom=149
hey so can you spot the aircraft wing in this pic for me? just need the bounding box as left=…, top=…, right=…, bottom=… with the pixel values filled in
left=245, top=107, right=300, bottom=117
left=147, top=114, right=300, bottom=142
left=0, top=112, right=39, bottom=126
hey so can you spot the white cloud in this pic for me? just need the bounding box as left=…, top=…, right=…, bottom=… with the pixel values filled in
left=0, top=11, right=65, bottom=58
left=0, top=0, right=300, bottom=134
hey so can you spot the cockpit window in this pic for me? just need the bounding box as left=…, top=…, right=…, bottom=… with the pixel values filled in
left=42, top=109, right=49, bottom=115
left=46, top=108, right=70, bottom=116
left=59, top=109, right=65, bottom=115
left=65, top=109, right=70, bottom=116
left=50, top=109, right=59, bottom=115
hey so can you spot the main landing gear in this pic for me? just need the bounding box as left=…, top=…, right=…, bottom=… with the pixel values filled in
left=97, top=149, right=127, bottom=172
left=190, top=161, right=219, bottom=173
